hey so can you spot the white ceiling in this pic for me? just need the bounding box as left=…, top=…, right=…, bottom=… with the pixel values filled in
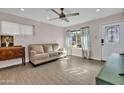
left=0, top=8, right=123, bottom=27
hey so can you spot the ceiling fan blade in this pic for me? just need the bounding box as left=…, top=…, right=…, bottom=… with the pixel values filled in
left=51, top=9, right=60, bottom=16
left=48, top=17, right=60, bottom=21
left=62, top=18, right=69, bottom=22
left=65, top=13, right=79, bottom=17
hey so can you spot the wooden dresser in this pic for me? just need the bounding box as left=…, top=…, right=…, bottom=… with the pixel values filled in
left=0, top=46, right=25, bottom=65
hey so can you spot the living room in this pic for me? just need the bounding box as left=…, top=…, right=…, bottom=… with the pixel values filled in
left=0, top=8, right=124, bottom=85
left=0, top=0, right=124, bottom=93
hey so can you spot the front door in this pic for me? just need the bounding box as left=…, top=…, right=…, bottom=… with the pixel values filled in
left=101, top=22, right=124, bottom=61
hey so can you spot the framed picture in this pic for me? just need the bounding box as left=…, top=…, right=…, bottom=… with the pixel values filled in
left=0, top=35, right=14, bottom=47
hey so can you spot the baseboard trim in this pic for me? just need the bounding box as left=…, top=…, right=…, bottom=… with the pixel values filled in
left=89, top=58, right=106, bottom=62
left=0, top=63, right=26, bottom=71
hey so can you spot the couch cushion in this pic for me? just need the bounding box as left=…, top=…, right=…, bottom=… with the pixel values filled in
left=52, top=43, right=59, bottom=51
left=31, top=53, right=49, bottom=60
left=31, top=45, right=44, bottom=53
left=43, top=44, right=53, bottom=52
left=48, top=52, right=59, bottom=57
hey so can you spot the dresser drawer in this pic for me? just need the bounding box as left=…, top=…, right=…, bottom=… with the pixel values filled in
left=0, top=47, right=25, bottom=61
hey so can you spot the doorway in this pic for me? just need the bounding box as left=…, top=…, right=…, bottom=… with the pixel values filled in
left=101, top=22, right=124, bottom=61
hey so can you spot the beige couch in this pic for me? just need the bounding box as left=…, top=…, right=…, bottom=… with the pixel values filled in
left=28, top=43, right=66, bottom=66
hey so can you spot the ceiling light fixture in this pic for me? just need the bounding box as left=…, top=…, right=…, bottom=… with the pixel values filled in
left=20, top=8, right=25, bottom=11
left=96, top=8, right=101, bottom=12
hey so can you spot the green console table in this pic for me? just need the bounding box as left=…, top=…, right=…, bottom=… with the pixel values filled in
left=96, top=53, right=124, bottom=85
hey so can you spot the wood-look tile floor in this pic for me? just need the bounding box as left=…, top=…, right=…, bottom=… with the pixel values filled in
left=0, top=56, right=104, bottom=85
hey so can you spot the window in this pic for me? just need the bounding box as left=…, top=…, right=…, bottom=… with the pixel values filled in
left=1, top=21, right=34, bottom=35
left=70, top=31, right=81, bottom=48
left=105, top=25, right=119, bottom=43
left=1, top=21, right=20, bottom=35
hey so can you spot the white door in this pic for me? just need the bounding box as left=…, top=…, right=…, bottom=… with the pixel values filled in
left=101, top=22, right=124, bottom=61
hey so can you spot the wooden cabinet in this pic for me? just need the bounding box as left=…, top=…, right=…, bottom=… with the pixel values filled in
left=0, top=46, right=25, bottom=65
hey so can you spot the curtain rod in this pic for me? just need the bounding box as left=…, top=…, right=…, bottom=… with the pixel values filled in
left=81, top=26, right=89, bottom=29
left=67, top=29, right=80, bottom=32
left=67, top=26, right=89, bottom=32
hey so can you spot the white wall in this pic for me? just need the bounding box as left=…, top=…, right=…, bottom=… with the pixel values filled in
left=71, top=48, right=82, bottom=57
left=64, top=12, right=124, bottom=60
left=0, top=12, right=64, bottom=68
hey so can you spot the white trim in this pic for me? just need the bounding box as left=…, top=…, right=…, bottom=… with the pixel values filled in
left=71, top=47, right=82, bottom=49
left=0, top=57, right=29, bottom=69
left=90, top=57, right=101, bottom=61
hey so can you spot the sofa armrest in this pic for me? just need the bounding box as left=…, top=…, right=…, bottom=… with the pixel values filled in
left=57, top=48, right=67, bottom=56
left=58, top=48, right=65, bottom=51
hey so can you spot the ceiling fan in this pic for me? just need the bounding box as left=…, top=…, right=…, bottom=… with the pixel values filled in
left=48, top=8, right=79, bottom=22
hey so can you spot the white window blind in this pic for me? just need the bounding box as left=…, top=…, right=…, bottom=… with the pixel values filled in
left=1, top=21, right=20, bottom=35
left=1, top=21, right=34, bottom=35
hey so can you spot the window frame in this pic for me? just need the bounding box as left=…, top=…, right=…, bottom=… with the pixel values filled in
left=105, top=24, right=120, bottom=44
left=70, top=30, right=82, bottom=48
